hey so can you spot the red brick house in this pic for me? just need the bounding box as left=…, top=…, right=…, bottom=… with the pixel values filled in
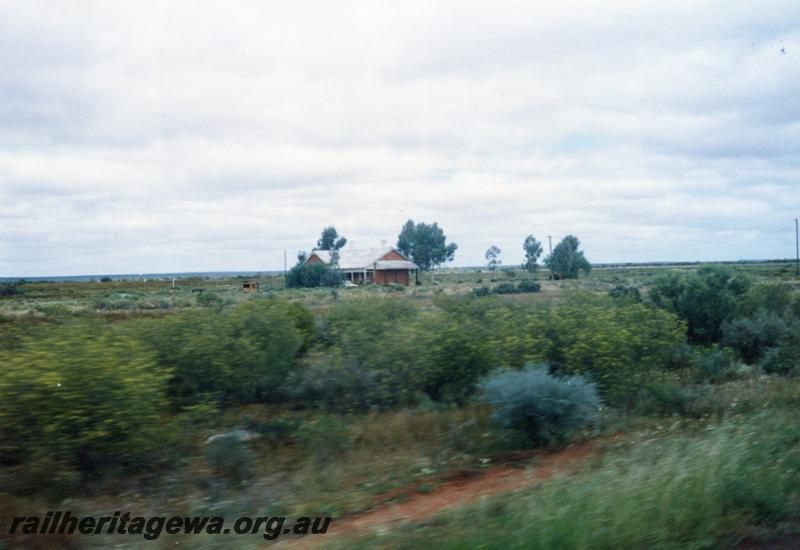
left=306, top=246, right=418, bottom=285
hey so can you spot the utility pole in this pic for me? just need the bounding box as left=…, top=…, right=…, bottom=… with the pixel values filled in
left=795, top=218, right=799, bottom=277
left=548, top=235, right=552, bottom=255
left=283, top=250, right=287, bottom=278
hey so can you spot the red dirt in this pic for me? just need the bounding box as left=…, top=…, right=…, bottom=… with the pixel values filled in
left=277, top=440, right=598, bottom=548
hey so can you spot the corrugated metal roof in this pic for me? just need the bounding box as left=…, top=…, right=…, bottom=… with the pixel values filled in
left=308, top=247, right=418, bottom=270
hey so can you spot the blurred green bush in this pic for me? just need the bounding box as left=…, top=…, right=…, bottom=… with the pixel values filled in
left=0, top=321, right=170, bottom=489
left=138, top=298, right=307, bottom=408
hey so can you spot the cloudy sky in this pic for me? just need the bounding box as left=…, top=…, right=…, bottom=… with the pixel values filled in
left=1, top=1, right=798, bottom=276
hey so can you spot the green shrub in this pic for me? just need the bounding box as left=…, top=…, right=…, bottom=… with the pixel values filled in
left=492, top=282, right=517, bottom=294
left=737, top=283, right=797, bottom=318
left=722, top=309, right=789, bottom=364
left=196, top=291, right=223, bottom=307
left=176, top=402, right=221, bottom=429
left=290, top=356, right=418, bottom=412
left=0, top=281, right=24, bottom=297
left=205, top=435, right=254, bottom=482
left=285, top=262, right=342, bottom=288
left=311, top=293, right=686, bottom=410
left=240, top=415, right=301, bottom=447
left=760, top=327, right=800, bottom=375
left=664, top=342, right=694, bottom=370
left=650, top=266, right=751, bottom=343
left=472, top=286, right=491, bottom=297
left=0, top=322, right=170, bottom=487
left=515, top=279, right=541, bottom=293
left=322, top=297, right=417, bottom=361
left=413, top=311, right=495, bottom=402
left=486, top=280, right=540, bottom=294
left=544, top=293, right=688, bottom=405
left=138, top=299, right=304, bottom=408
left=91, top=295, right=139, bottom=310
left=477, top=365, right=600, bottom=447
left=608, top=284, right=641, bottom=303
left=286, top=300, right=316, bottom=353
left=693, top=346, right=741, bottom=383
left=637, top=382, right=711, bottom=417
left=296, top=415, right=351, bottom=466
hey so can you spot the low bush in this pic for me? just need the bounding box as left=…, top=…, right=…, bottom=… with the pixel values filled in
left=608, top=284, right=641, bottom=303
left=693, top=346, right=741, bottom=383
left=289, top=356, right=418, bottom=412
left=760, top=327, right=800, bottom=375
left=285, top=262, right=342, bottom=288
left=296, top=415, right=351, bottom=466
left=240, top=415, right=301, bottom=448
left=91, top=295, right=139, bottom=310
left=722, top=309, right=788, bottom=363
left=307, top=293, right=686, bottom=410
left=137, top=299, right=307, bottom=408
left=737, top=282, right=798, bottom=318
left=196, top=291, right=223, bottom=307
left=650, top=266, right=751, bottom=344
left=477, top=365, right=600, bottom=447
left=0, top=281, right=24, bottom=297
left=515, top=279, right=541, bottom=293
left=320, top=297, right=418, bottom=370
left=205, top=435, right=254, bottom=482
left=476, top=280, right=540, bottom=296
left=416, top=312, right=496, bottom=402
left=492, top=282, right=517, bottom=294
left=0, top=321, right=171, bottom=490
left=544, top=293, right=688, bottom=405
left=636, top=382, right=712, bottom=417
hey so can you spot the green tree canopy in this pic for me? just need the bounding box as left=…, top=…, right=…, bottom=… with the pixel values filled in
left=485, top=245, right=501, bottom=270
left=522, top=235, right=543, bottom=272
left=396, top=220, right=457, bottom=273
left=316, top=226, right=347, bottom=251
left=544, top=235, right=591, bottom=279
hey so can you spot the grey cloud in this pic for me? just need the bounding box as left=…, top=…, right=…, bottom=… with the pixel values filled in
left=2, top=1, right=800, bottom=275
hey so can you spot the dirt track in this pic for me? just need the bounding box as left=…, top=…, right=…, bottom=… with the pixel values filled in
left=277, top=440, right=598, bottom=548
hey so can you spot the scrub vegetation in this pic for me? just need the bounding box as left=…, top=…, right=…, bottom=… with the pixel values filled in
left=1, top=260, right=799, bottom=548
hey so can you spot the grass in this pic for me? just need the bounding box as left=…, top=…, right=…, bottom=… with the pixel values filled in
left=341, top=410, right=800, bottom=550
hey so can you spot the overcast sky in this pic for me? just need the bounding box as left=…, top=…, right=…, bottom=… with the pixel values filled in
left=1, top=1, right=799, bottom=276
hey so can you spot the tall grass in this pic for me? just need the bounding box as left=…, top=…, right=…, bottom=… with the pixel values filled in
left=346, top=411, right=800, bottom=549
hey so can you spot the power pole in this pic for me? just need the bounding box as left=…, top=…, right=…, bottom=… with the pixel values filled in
left=548, top=235, right=552, bottom=255
left=795, top=218, right=799, bottom=277
left=283, top=250, right=287, bottom=278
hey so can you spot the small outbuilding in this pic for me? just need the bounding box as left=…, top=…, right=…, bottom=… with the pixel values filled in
left=306, top=246, right=418, bottom=286
left=241, top=281, right=259, bottom=292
